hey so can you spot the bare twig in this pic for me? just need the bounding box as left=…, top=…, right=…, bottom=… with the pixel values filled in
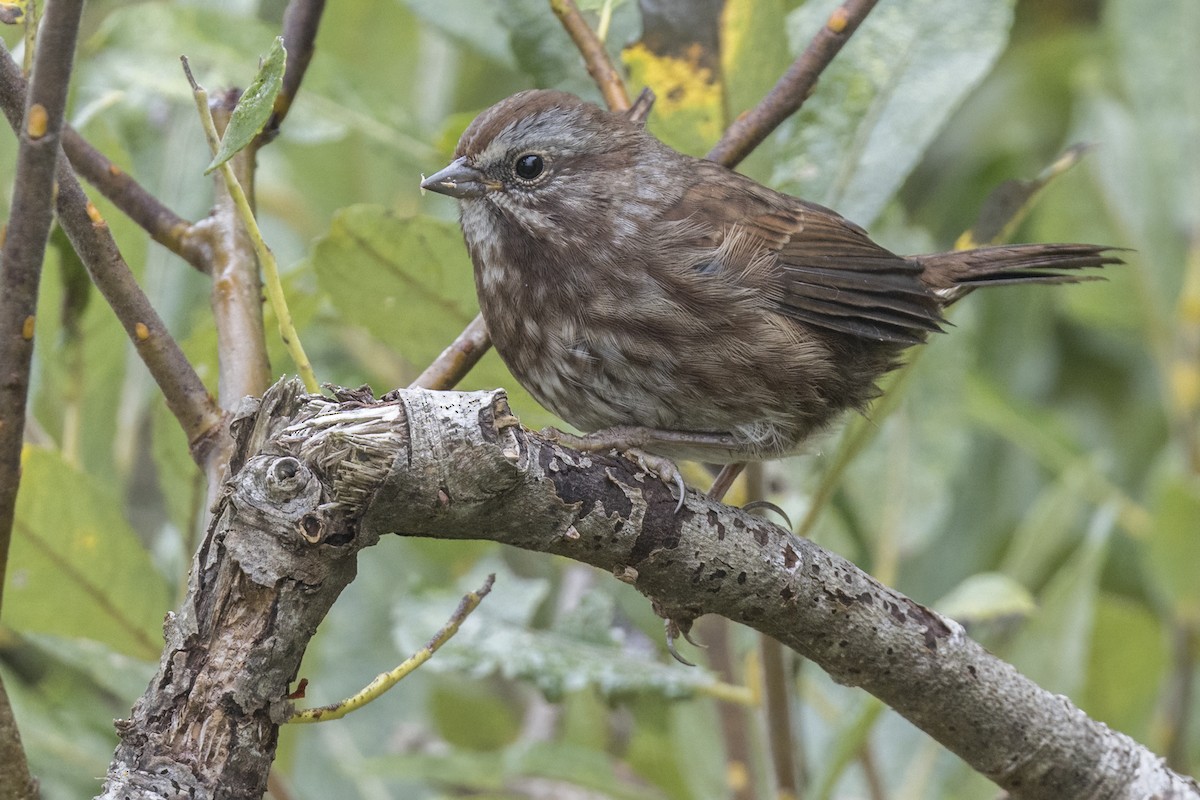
left=290, top=574, right=495, bottom=723
left=549, top=0, right=630, bottom=112
left=264, top=0, right=327, bottom=138
left=409, top=313, right=491, bottom=390
left=707, top=0, right=879, bottom=169
left=0, top=0, right=86, bottom=611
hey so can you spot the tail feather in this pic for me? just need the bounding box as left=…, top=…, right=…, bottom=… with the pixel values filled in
left=914, top=244, right=1124, bottom=304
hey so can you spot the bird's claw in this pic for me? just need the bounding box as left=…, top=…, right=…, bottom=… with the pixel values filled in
left=665, top=619, right=699, bottom=667
left=627, top=448, right=686, bottom=513
left=742, top=499, right=792, bottom=528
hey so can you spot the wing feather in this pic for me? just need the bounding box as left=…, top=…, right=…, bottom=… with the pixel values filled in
left=662, top=170, right=943, bottom=344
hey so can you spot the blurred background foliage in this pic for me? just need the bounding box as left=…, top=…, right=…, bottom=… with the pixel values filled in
left=1, top=0, right=1197, bottom=797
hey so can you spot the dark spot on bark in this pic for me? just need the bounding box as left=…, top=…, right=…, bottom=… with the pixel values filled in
left=885, top=601, right=906, bottom=624
left=968, top=665, right=977, bottom=678
left=905, top=600, right=953, bottom=650
left=857, top=592, right=872, bottom=604
left=832, top=589, right=856, bottom=606
left=709, top=568, right=726, bottom=582
left=782, top=544, right=798, bottom=569
left=753, top=527, right=768, bottom=546
left=839, top=640, right=848, bottom=648
left=630, top=477, right=688, bottom=563
left=737, top=571, right=747, bottom=584
left=707, top=509, right=725, bottom=540
left=780, top=586, right=793, bottom=600
left=842, top=572, right=853, bottom=584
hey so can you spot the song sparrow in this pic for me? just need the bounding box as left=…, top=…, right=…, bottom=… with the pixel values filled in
left=422, top=90, right=1117, bottom=479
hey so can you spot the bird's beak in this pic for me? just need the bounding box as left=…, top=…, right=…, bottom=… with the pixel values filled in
left=421, top=157, right=493, bottom=199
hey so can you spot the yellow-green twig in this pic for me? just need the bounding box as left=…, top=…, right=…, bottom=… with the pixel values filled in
left=289, top=574, right=495, bottom=724
left=180, top=56, right=318, bottom=393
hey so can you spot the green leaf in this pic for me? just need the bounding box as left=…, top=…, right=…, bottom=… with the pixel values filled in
left=963, top=143, right=1094, bottom=248
left=716, top=0, right=790, bottom=180
left=311, top=205, right=478, bottom=366
left=206, top=35, right=286, bottom=173
left=934, top=571, right=1037, bottom=625
left=773, top=0, right=1016, bottom=226
left=7, top=448, right=170, bottom=658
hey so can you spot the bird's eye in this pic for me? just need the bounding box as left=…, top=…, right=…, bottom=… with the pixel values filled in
left=514, top=153, right=544, bottom=181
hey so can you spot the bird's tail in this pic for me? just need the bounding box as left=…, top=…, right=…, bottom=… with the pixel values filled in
left=914, top=243, right=1123, bottom=304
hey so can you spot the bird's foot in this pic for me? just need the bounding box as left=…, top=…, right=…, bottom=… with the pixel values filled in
left=627, top=448, right=686, bottom=513
left=543, top=426, right=722, bottom=512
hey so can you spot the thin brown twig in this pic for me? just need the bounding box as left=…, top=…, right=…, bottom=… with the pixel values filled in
left=410, top=313, right=491, bottom=390
left=263, top=0, right=327, bottom=139
left=549, top=0, right=629, bottom=112
left=707, top=0, right=879, bottom=169
left=0, top=0, right=86, bottom=614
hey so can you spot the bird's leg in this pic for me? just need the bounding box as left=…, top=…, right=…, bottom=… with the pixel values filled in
left=546, top=425, right=740, bottom=453
left=707, top=462, right=746, bottom=502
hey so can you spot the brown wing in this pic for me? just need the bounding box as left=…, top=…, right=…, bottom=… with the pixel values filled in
left=664, top=166, right=944, bottom=345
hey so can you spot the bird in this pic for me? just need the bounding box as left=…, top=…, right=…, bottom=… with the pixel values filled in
left=421, top=89, right=1118, bottom=504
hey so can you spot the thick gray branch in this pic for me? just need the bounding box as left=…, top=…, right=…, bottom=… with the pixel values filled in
left=99, top=380, right=1199, bottom=799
